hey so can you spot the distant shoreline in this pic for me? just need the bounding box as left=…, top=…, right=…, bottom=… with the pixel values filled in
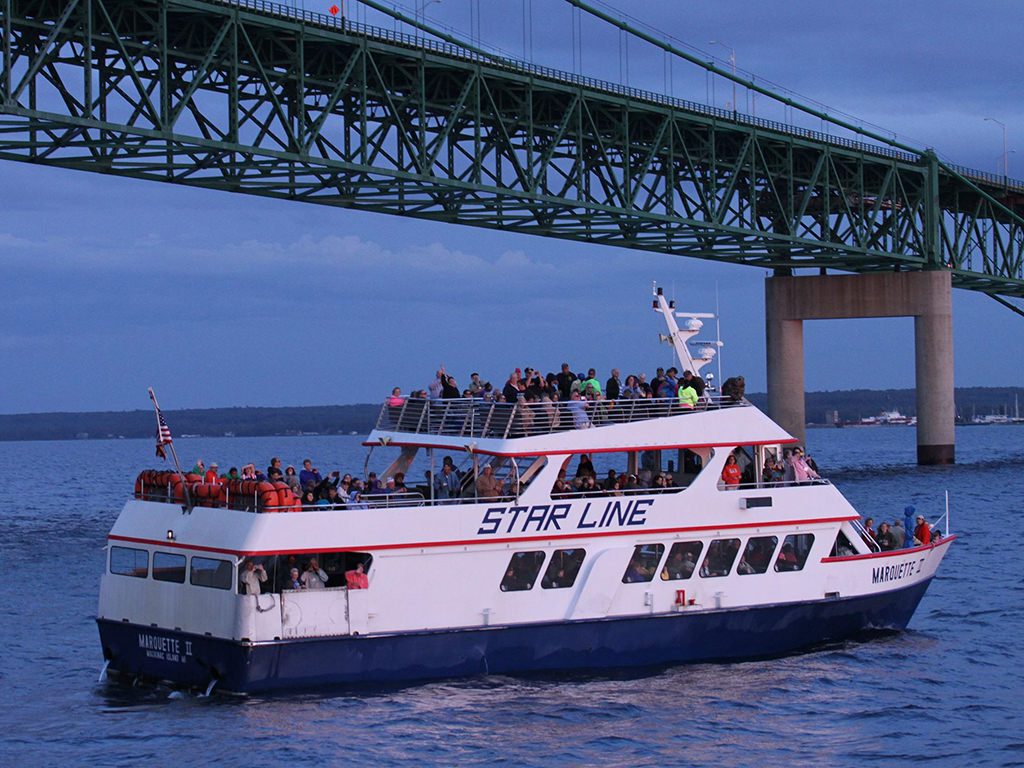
left=1, top=386, right=1020, bottom=442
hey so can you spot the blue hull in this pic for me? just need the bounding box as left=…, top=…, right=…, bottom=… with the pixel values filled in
left=97, top=578, right=932, bottom=693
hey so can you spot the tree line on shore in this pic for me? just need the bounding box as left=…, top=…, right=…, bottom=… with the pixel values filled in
left=0, top=387, right=1020, bottom=441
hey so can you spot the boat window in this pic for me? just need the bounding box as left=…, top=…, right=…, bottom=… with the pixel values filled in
left=776, top=534, right=815, bottom=571
left=660, top=541, right=703, bottom=581
left=152, top=551, right=187, bottom=583
left=109, top=546, right=148, bottom=578
left=831, top=531, right=857, bottom=557
left=737, top=536, right=779, bottom=575
left=699, top=538, right=741, bottom=578
left=191, top=556, right=233, bottom=590
left=554, top=450, right=706, bottom=499
left=541, top=549, right=586, bottom=589
left=622, top=544, right=665, bottom=583
left=500, top=551, right=545, bottom=592
left=319, top=552, right=374, bottom=589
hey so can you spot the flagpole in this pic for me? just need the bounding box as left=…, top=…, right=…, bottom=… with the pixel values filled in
left=148, top=387, right=193, bottom=513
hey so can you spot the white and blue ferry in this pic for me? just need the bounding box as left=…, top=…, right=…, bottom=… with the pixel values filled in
left=96, top=287, right=954, bottom=693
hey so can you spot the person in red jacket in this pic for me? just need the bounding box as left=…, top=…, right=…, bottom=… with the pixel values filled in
left=204, top=462, right=219, bottom=484
left=721, top=454, right=742, bottom=488
left=914, top=515, right=932, bottom=545
left=345, top=562, right=369, bottom=590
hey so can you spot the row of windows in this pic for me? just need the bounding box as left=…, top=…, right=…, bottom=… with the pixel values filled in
left=110, top=546, right=233, bottom=590
left=498, top=534, right=815, bottom=592
left=110, top=547, right=373, bottom=594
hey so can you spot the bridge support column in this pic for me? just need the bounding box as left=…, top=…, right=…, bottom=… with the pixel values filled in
left=765, top=271, right=955, bottom=465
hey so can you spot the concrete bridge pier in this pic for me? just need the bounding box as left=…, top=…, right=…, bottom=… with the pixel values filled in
left=765, top=271, right=955, bottom=465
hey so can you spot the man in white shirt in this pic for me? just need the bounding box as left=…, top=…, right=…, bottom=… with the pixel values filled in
left=240, top=560, right=267, bottom=595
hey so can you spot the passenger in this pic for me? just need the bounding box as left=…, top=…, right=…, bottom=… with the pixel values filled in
left=386, top=387, right=406, bottom=407
left=301, top=558, right=328, bottom=589
left=191, top=459, right=206, bottom=476
left=567, top=391, right=591, bottom=428
left=583, top=368, right=602, bottom=397
left=637, top=372, right=652, bottom=398
left=621, top=375, right=641, bottom=399
left=382, top=477, right=397, bottom=496
left=891, top=519, right=906, bottom=548
left=914, top=515, right=932, bottom=545
left=476, top=465, right=503, bottom=499
left=348, top=479, right=369, bottom=509
left=678, top=380, right=698, bottom=409
left=556, top=363, right=577, bottom=401
left=762, top=456, right=780, bottom=487
left=503, top=369, right=523, bottom=402
left=299, top=459, right=322, bottom=488
left=576, top=453, right=596, bottom=479
left=317, top=486, right=342, bottom=508
left=775, top=543, right=799, bottom=571
left=241, top=463, right=257, bottom=480
left=515, top=394, right=535, bottom=436
left=240, top=560, right=267, bottom=595
left=721, top=454, right=742, bottom=488
left=661, top=551, right=683, bottom=580
left=366, top=472, right=383, bottom=493
left=682, top=370, right=706, bottom=399
left=651, top=367, right=667, bottom=398
left=268, top=467, right=284, bottom=483
left=204, top=462, right=219, bottom=484
left=300, top=489, right=316, bottom=507
left=863, top=517, right=877, bottom=543
left=226, top=467, right=240, bottom=481
left=345, top=562, right=369, bottom=590
left=552, top=477, right=572, bottom=498
left=782, top=449, right=796, bottom=484
left=657, top=367, right=678, bottom=399
left=602, top=469, right=618, bottom=491
left=790, top=447, right=819, bottom=484
left=427, top=368, right=446, bottom=400
left=393, top=472, right=408, bottom=494
left=267, top=457, right=283, bottom=478
left=876, top=522, right=896, bottom=551
left=434, top=462, right=461, bottom=503
left=440, top=371, right=460, bottom=398
left=606, top=368, right=622, bottom=400
left=540, top=394, right=557, bottom=430
left=285, top=567, right=302, bottom=590
left=468, top=373, right=484, bottom=396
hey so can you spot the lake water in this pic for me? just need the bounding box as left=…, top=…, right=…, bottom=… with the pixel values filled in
left=2, top=426, right=1022, bottom=766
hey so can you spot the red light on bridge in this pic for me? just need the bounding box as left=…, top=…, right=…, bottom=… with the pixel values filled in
left=329, top=4, right=339, bottom=15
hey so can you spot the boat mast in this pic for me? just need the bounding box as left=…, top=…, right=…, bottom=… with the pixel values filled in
left=652, top=283, right=720, bottom=376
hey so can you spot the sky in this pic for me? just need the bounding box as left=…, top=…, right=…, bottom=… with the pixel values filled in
left=1, top=0, right=1023, bottom=414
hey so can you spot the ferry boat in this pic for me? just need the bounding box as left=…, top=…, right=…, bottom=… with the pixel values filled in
left=96, top=287, right=954, bottom=694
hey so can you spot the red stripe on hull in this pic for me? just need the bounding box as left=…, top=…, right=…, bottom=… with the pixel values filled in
left=109, top=514, right=854, bottom=557
left=820, top=535, right=956, bottom=563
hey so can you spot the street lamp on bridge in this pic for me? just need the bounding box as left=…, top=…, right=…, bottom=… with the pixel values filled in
left=983, top=117, right=1009, bottom=180
left=709, top=40, right=737, bottom=113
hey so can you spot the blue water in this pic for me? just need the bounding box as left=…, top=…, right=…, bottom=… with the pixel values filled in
left=2, top=426, right=1022, bottom=766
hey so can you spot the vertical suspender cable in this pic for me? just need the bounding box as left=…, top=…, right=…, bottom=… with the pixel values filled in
left=559, top=0, right=921, bottom=155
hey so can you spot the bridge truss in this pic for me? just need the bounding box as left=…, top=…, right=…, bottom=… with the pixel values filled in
left=1, top=0, right=1022, bottom=297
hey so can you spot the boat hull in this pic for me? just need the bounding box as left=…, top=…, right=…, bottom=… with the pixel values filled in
left=97, top=577, right=933, bottom=693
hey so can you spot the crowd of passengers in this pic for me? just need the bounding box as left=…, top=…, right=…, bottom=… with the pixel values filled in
left=187, top=456, right=416, bottom=509
left=388, top=363, right=747, bottom=414
left=855, top=512, right=942, bottom=553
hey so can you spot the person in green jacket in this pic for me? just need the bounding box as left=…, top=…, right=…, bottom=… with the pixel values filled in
left=678, top=381, right=698, bottom=408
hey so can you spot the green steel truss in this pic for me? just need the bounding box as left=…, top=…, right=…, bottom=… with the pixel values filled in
left=1, top=0, right=1023, bottom=297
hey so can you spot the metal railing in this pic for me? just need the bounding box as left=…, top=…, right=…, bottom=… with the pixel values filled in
left=375, top=395, right=746, bottom=438
left=212, top=0, right=1024, bottom=191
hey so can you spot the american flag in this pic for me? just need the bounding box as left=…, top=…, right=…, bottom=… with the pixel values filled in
left=149, top=387, right=173, bottom=459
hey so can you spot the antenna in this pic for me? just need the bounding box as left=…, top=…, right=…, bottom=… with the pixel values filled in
left=715, top=282, right=723, bottom=385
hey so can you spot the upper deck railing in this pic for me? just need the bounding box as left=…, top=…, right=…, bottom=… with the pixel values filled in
left=374, top=395, right=747, bottom=440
